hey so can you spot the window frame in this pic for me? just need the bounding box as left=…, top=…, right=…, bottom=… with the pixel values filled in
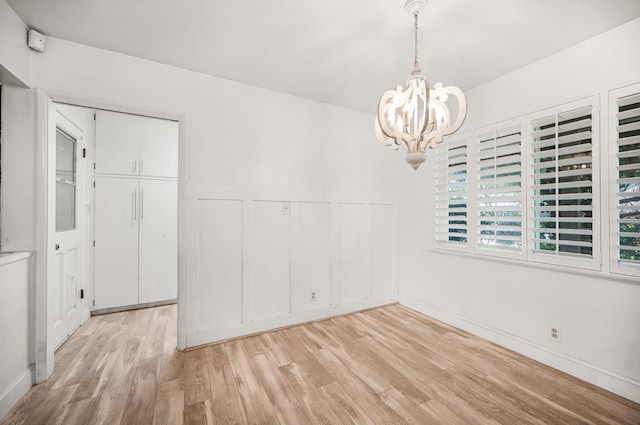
left=434, top=132, right=471, bottom=252
left=525, top=95, right=601, bottom=271
left=474, top=117, right=526, bottom=260
left=608, top=82, right=640, bottom=278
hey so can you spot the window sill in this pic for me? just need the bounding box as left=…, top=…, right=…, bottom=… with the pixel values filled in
left=427, top=246, right=639, bottom=285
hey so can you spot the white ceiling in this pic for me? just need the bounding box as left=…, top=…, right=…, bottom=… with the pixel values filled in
left=7, top=0, right=640, bottom=114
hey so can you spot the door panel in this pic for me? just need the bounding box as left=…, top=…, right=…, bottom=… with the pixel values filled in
left=95, top=110, right=142, bottom=176
left=49, top=250, right=65, bottom=348
left=48, top=109, right=85, bottom=350
left=94, top=177, right=140, bottom=309
left=138, top=179, right=178, bottom=303
left=139, top=117, right=178, bottom=178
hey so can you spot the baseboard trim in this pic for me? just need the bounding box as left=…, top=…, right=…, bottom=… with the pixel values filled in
left=92, top=299, right=177, bottom=315
left=0, top=367, right=34, bottom=420
left=187, top=293, right=398, bottom=348
left=399, top=294, right=640, bottom=404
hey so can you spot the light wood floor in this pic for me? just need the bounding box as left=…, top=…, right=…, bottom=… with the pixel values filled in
left=1, top=304, right=639, bottom=425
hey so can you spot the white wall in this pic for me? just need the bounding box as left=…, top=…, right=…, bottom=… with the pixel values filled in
left=398, top=18, right=640, bottom=402
left=0, top=253, right=33, bottom=420
left=26, top=36, right=400, bottom=347
left=0, top=0, right=31, bottom=87
left=1, top=86, right=36, bottom=251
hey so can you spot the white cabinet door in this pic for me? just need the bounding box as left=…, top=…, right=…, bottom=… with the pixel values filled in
left=94, top=177, right=140, bottom=309
left=95, top=110, right=143, bottom=176
left=139, top=118, right=179, bottom=178
left=96, top=110, right=178, bottom=178
left=138, top=179, right=178, bottom=303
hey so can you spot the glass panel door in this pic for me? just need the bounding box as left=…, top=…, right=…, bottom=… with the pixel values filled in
left=55, top=128, right=77, bottom=232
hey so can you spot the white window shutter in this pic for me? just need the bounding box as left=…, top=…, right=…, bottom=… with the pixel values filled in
left=610, top=84, right=640, bottom=276
left=528, top=97, right=599, bottom=269
left=435, top=133, right=469, bottom=249
left=476, top=119, right=524, bottom=257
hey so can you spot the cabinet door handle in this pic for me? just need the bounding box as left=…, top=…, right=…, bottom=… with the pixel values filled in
left=133, top=189, right=137, bottom=220
left=140, top=160, right=144, bottom=173
left=140, top=188, right=144, bottom=219
left=132, top=159, right=137, bottom=173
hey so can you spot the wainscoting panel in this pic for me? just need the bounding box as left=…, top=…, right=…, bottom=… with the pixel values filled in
left=196, top=199, right=243, bottom=330
left=252, top=201, right=292, bottom=321
left=185, top=194, right=397, bottom=348
left=335, top=203, right=369, bottom=303
left=297, top=202, right=331, bottom=311
left=370, top=204, right=396, bottom=296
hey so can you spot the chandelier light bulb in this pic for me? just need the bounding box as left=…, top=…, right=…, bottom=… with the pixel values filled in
left=375, top=0, right=467, bottom=170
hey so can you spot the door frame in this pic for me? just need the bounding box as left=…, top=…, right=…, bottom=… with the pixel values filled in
left=34, top=89, right=188, bottom=382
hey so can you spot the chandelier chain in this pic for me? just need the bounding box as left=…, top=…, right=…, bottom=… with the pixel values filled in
left=413, top=12, right=419, bottom=71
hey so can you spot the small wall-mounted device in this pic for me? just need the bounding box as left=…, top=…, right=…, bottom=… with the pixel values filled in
left=27, top=29, right=46, bottom=53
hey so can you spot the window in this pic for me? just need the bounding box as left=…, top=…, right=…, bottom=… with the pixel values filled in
left=476, top=119, right=524, bottom=257
left=528, top=98, right=599, bottom=269
left=55, top=127, right=77, bottom=232
left=610, top=84, right=640, bottom=276
left=435, top=133, right=469, bottom=249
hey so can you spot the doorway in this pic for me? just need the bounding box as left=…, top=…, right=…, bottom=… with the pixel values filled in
left=35, top=93, right=181, bottom=383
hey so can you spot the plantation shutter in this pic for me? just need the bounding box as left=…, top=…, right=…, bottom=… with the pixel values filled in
left=530, top=100, right=597, bottom=264
left=613, top=88, right=640, bottom=274
left=435, top=134, right=469, bottom=248
left=476, top=121, right=523, bottom=255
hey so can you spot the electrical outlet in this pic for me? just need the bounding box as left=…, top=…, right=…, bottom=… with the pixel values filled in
left=549, top=326, right=562, bottom=343
left=310, top=291, right=317, bottom=302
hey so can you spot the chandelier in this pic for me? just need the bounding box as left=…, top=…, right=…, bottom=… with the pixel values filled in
left=375, top=0, right=467, bottom=170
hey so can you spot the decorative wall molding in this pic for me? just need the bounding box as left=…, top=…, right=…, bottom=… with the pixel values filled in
left=185, top=197, right=398, bottom=348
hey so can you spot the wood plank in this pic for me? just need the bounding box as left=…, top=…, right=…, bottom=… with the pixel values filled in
left=183, top=348, right=212, bottom=406
left=379, top=387, right=445, bottom=425
left=279, top=361, right=346, bottom=425
left=53, top=397, right=100, bottom=425
left=549, top=389, right=637, bottom=425
left=420, top=398, right=473, bottom=425
left=140, top=307, right=169, bottom=359
left=320, top=381, right=375, bottom=425
left=224, top=341, right=282, bottom=425
left=251, top=353, right=316, bottom=424
left=312, top=348, right=410, bottom=425
left=241, top=335, right=268, bottom=358
left=152, top=378, right=184, bottom=425
left=88, top=336, right=145, bottom=425
left=71, top=329, right=125, bottom=401
left=205, top=344, right=246, bottom=425
left=319, top=321, right=431, bottom=405
left=277, top=328, right=311, bottom=360
left=183, top=399, right=214, bottom=425
left=27, top=384, right=79, bottom=425
left=260, top=331, right=293, bottom=367
left=159, top=350, right=184, bottom=384
left=120, top=355, right=161, bottom=425
left=289, top=324, right=324, bottom=352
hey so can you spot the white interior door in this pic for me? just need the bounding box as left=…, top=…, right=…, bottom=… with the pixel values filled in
left=94, top=177, right=140, bottom=309
left=139, top=179, right=178, bottom=303
left=48, top=109, right=86, bottom=350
